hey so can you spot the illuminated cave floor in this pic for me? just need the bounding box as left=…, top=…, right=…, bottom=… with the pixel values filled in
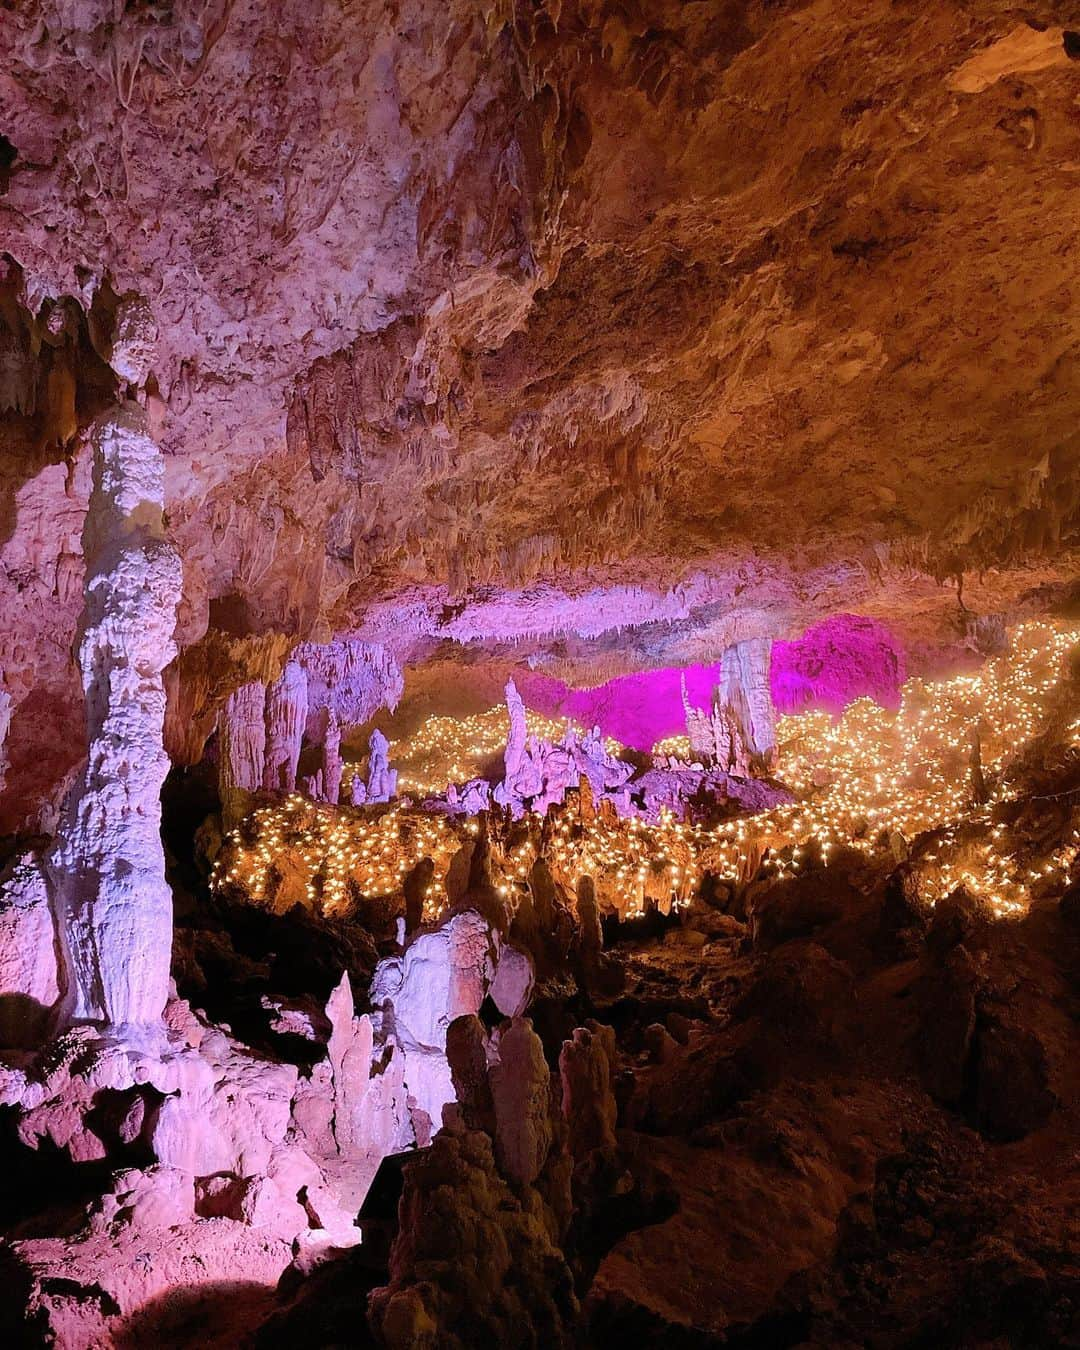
left=224, top=878, right=1080, bottom=1349
left=174, top=622, right=1080, bottom=1345
left=9, top=625, right=1080, bottom=1346
left=215, top=620, right=1080, bottom=924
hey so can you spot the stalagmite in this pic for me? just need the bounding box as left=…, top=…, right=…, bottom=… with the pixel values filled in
left=365, top=727, right=397, bottom=802
left=719, top=637, right=776, bottom=760
left=321, top=705, right=343, bottom=805
left=681, top=674, right=750, bottom=774
left=264, top=660, right=307, bottom=792
left=48, top=403, right=181, bottom=1032
left=503, top=677, right=527, bottom=782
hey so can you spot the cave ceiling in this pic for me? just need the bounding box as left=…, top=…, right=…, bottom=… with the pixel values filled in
left=3, top=0, right=1080, bottom=814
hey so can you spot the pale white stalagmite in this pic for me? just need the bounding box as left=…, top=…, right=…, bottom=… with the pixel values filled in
left=503, top=677, right=527, bottom=781
left=720, top=637, right=776, bottom=759
left=365, top=727, right=396, bottom=802
left=263, top=659, right=307, bottom=792
left=49, top=403, right=181, bottom=1030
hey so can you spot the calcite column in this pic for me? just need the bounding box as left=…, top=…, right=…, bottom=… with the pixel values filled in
left=321, top=705, right=343, bottom=805
left=263, top=659, right=307, bottom=792
left=49, top=403, right=181, bottom=1031
left=719, top=637, right=776, bottom=760
left=218, top=680, right=266, bottom=829
left=503, top=677, right=527, bottom=781
left=219, top=681, right=266, bottom=792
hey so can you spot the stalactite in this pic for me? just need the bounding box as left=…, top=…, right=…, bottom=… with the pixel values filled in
left=48, top=402, right=181, bottom=1032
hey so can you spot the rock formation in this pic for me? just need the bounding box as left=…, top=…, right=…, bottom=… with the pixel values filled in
left=719, top=637, right=776, bottom=762
left=369, top=909, right=534, bottom=1146
left=0, top=685, right=11, bottom=795
left=263, top=659, right=308, bottom=793
left=364, top=727, right=397, bottom=803
left=319, top=705, right=343, bottom=807
left=219, top=680, right=267, bottom=822
left=49, top=403, right=181, bottom=1032
left=2, top=4, right=1080, bottom=1345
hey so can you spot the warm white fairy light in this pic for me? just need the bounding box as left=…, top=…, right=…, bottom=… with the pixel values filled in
left=384, top=705, right=622, bottom=797
left=213, top=621, right=1080, bottom=923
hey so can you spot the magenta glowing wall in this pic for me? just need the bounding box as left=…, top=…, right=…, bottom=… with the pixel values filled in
left=519, top=614, right=905, bottom=751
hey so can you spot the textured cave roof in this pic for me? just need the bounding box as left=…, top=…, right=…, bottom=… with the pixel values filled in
left=3, top=1, right=1080, bottom=819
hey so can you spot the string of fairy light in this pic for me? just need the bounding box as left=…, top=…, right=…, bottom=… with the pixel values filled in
left=212, top=620, right=1080, bottom=921
left=379, top=705, right=623, bottom=798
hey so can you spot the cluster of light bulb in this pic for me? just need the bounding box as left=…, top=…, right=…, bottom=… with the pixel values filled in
left=213, top=621, right=1080, bottom=922
left=211, top=796, right=460, bottom=916
left=386, top=705, right=622, bottom=798
left=687, top=619, right=1080, bottom=915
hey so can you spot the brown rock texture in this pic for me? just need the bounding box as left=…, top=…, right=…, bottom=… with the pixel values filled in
left=3, top=4, right=1080, bottom=817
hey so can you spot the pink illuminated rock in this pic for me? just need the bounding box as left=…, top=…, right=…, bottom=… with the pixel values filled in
left=294, top=639, right=403, bottom=743
left=493, top=678, right=637, bottom=819
left=320, top=705, right=343, bottom=805
left=0, top=684, right=11, bottom=793
left=148, top=1024, right=298, bottom=1178
left=772, top=613, right=906, bottom=715
left=0, top=852, right=60, bottom=1049
left=49, top=403, right=181, bottom=1032
left=369, top=910, right=534, bottom=1143
left=503, top=677, right=528, bottom=782
left=326, top=971, right=374, bottom=1155
left=9, top=1214, right=292, bottom=1348
left=108, top=295, right=158, bottom=390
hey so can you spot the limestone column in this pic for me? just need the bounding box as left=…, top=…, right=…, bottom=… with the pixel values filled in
left=719, top=637, right=776, bottom=760
left=220, top=685, right=267, bottom=799
left=321, top=705, right=343, bottom=805
left=49, top=403, right=181, bottom=1031
left=263, top=659, right=307, bottom=792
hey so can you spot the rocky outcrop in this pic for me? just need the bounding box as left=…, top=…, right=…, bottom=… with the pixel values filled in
left=369, top=910, right=534, bottom=1146
left=0, top=853, right=60, bottom=1049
